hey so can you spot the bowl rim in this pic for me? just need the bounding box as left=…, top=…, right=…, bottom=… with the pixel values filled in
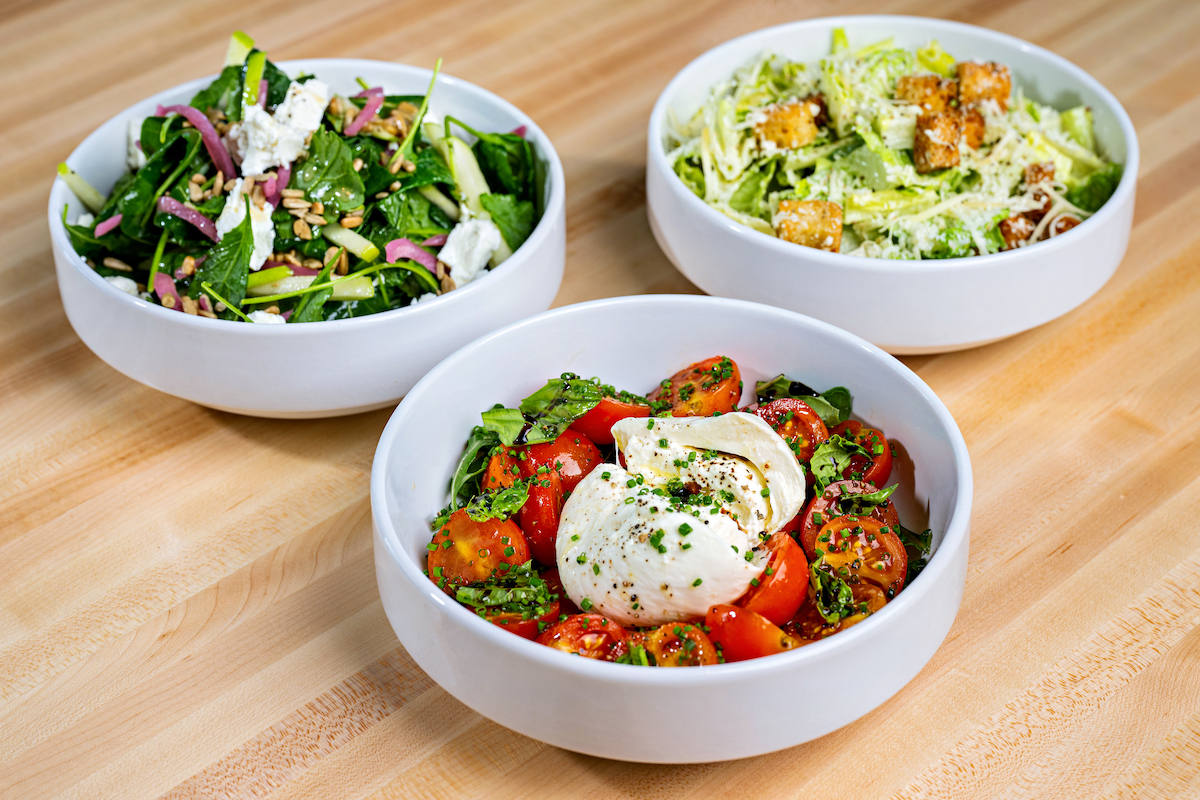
left=371, top=294, right=974, bottom=685
left=646, top=14, right=1140, bottom=273
left=47, top=57, right=566, bottom=333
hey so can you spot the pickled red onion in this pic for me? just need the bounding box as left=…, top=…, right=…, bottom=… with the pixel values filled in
left=266, top=163, right=290, bottom=206
left=157, top=104, right=237, bottom=179
left=157, top=196, right=218, bottom=241
left=153, top=272, right=183, bottom=311
left=420, top=234, right=448, bottom=247
left=385, top=238, right=436, bottom=270
left=353, top=86, right=384, bottom=98
left=95, top=214, right=123, bottom=236
left=344, top=95, right=382, bottom=137
left=258, top=79, right=268, bottom=108
left=511, top=125, right=527, bottom=138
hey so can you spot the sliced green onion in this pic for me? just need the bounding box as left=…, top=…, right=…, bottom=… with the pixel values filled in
left=57, top=163, right=106, bottom=213
left=242, top=50, right=266, bottom=110
left=321, top=224, right=380, bottom=262
left=224, top=31, right=254, bottom=67
left=246, top=265, right=293, bottom=289
left=389, top=58, right=442, bottom=171
left=146, top=229, right=169, bottom=300
left=199, top=282, right=253, bottom=322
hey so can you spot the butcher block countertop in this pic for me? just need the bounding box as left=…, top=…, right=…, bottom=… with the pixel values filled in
left=3, top=0, right=1200, bottom=797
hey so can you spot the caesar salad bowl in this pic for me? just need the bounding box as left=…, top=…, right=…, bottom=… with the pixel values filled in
left=49, top=58, right=565, bottom=418
left=646, top=16, right=1138, bottom=354
left=371, top=295, right=973, bottom=762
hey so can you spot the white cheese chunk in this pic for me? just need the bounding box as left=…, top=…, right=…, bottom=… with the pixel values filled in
left=229, top=105, right=307, bottom=176
left=248, top=310, right=286, bottom=324
left=104, top=275, right=139, bottom=295
left=126, top=118, right=146, bottom=171
left=214, top=177, right=276, bottom=271
left=439, top=218, right=502, bottom=289
left=273, top=79, right=330, bottom=133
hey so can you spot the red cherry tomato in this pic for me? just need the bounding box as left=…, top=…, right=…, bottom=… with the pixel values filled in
left=522, top=431, right=602, bottom=492
left=736, top=532, right=809, bottom=626
left=570, top=396, right=651, bottom=445
left=816, top=516, right=907, bottom=597
left=830, top=420, right=893, bottom=487
left=536, top=614, right=629, bottom=661
left=482, top=447, right=522, bottom=491
left=484, top=597, right=561, bottom=640
left=705, top=604, right=801, bottom=662
left=785, top=583, right=888, bottom=644
left=427, top=510, right=530, bottom=594
left=795, top=480, right=900, bottom=560
left=754, top=398, right=829, bottom=462
left=648, top=356, right=741, bottom=417
left=642, top=622, right=719, bottom=666
left=518, top=470, right=564, bottom=566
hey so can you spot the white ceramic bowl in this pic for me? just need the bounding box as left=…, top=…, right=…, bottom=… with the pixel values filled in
left=49, top=59, right=565, bottom=418
left=646, top=16, right=1138, bottom=355
left=372, top=295, right=972, bottom=762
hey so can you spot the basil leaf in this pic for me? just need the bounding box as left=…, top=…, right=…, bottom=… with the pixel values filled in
left=810, top=434, right=871, bottom=490
left=480, top=193, right=534, bottom=251
left=449, top=425, right=501, bottom=504
left=755, top=374, right=852, bottom=426
left=465, top=479, right=530, bottom=523
left=481, top=407, right=527, bottom=446
left=517, top=374, right=603, bottom=443
left=820, top=387, right=852, bottom=424
left=810, top=561, right=856, bottom=623
left=294, top=128, right=365, bottom=212
left=756, top=374, right=819, bottom=404
left=898, top=523, right=933, bottom=584
left=191, top=195, right=253, bottom=315
left=453, top=561, right=556, bottom=620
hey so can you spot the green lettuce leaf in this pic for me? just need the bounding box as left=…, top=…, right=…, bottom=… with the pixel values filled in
left=810, top=434, right=871, bottom=490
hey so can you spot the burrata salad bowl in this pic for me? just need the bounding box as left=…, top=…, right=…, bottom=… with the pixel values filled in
left=371, top=295, right=972, bottom=763
left=49, top=58, right=565, bottom=418
left=646, top=16, right=1138, bottom=354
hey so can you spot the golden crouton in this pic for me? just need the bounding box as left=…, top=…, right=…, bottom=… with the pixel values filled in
left=960, top=107, right=985, bottom=149
left=895, top=75, right=958, bottom=113
left=802, top=93, right=829, bottom=128
left=775, top=200, right=843, bottom=251
left=957, top=61, right=1011, bottom=111
left=1024, top=162, right=1056, bottom=221
left=913, top=111, right=961, bottom=173
left=999, top=214, right=1035, bottom=249
left=755, top=101, right=818, bottom=150
left=1050, top=215, right=1081, bottom=237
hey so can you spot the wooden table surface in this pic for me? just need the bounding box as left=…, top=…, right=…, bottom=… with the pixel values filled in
left=4, top=0, right=1200, bottom=797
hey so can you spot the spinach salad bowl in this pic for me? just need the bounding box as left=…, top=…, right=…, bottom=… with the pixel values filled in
left=646, top=16, right=1138, bottom=354
left=49, top=58, right=565, bottom=418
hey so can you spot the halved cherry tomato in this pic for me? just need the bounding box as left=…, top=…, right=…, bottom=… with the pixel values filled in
left=737, top=533, right=809, bottom=626
left=643, top=622, right=719, bottom=666
left=519, top=470, right=564, bottom=566
left=536, top=614, right=629, bottom=661
left=482, top=447, right=522, bottom=491
left=830, top=420, right=893, bottom=487
left=427, top=509, right=531, bottom=594
left=705, top=604, right=801, bottom=662
left=649, top=356, right=741, bottom=417
left=754, top=398, right=829, bottom=462
left=816, top=516, right=907, bottom=597
left=570, top=396, right=651, bottom=445
left=794, top=480, right=900, bottom=560
left=485, top=598, right=561, bottom=640
left=522, top=431, right=603, bottom=493
left=785, top=583, right=888, bottom=644
left=540, top=567, right=580, bottom=616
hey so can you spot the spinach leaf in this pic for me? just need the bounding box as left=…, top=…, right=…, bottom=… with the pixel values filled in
left=272, top=207, right=328, bottom=257
left=370, top=190, right=450, bottom=246
left=119, top=129, right=202, bottom=239
left=1066, top=163, right=1122, bottom=213
left=344, top=135, right=394, bottom=196
left=464, top=479, right=530, bottom=522
left=140, top=116, right=189, bottom=158
left=189, top=64, right=241, bottom=112
left=480, top=193, right=534, bottom=251
left=290, top=257, right=336, bottom=323
left=191, top=195, right=253, bottom=316
left=810, top=434, right=871, bottom=490
left=392, top=145, right=455, bottom=193
left=262, top=58, right=293, bottom=108
left=449, top=425, right=502, bottom=505
left=293, top=129, right=365, bottom=212
left=898, top=523, right=932, bottom=584
left=449, top=116, right=534, bottom=200
left=810, top=561, right=856, bottom=623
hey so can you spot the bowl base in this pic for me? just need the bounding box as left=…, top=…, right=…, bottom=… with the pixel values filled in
left=199, top=398, right=399, bottom=419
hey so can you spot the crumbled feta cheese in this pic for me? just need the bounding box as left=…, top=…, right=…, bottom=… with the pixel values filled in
left=248, top=310, right=286, bottom=324
left=412, top=292, right=439, bottom=304
left=126, top=118, right=146, bottom=171
left=215, top=178, right=276, bottom=271
left=104, top=275, right=139, bottom=295
left=75, top=212, right=95, bottom=227
left=273, top=80, right=330, bottom=133
left=439, top=219, right=502, bottom=289
left=229, top=105, right=307, bottom=176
